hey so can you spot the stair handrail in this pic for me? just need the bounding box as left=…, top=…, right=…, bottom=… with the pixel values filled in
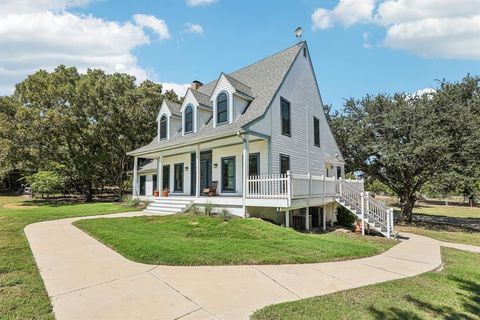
left=337, top=178, right=393, bottom=238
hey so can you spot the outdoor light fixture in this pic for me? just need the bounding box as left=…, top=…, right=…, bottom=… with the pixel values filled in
left=185, top=166, right=189, bottom=171
left=214, top=163, right=218, bottom=168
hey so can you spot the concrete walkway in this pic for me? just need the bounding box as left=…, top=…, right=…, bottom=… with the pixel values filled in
left=25, top=212, right=447, bottom=320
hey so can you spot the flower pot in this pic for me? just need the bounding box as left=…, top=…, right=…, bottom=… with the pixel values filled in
left=153, top=191, right=159, bottom=197
left=162, top=191, right=169, bottom=197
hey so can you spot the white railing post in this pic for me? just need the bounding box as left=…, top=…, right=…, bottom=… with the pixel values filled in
left=287, top=170, right=292, bottom=206
left=360, top=191, right=365, bottom=236
left=386, top=210, right=391, bottom=238
left=365, top=191, right=370, bottom=219
left=338, top=177, right=343, bottom=197
left=390, top=207, right=394, bottom=235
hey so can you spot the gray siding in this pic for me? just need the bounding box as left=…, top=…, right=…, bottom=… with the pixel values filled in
left=197, top=108, right=212, bottom=130
left=233, top=95, right=249, bottom=121
left=249, top=50, right=342, bottom=175
left=170, top=117, right=182, bottom=138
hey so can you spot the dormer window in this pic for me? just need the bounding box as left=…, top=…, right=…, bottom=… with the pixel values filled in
left=217, top=93, right=228, bottom=124
left=185, top=105, right=193, bottom=133
left=159, top=115, right=167, bottom=140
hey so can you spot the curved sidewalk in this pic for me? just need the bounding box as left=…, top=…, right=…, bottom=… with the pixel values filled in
left=25, top=212, right=443, bottom=320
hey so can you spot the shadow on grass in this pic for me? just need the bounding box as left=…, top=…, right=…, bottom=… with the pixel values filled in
left=368, top=276, right=480, bottom=320
left=1, top=195, right=121, bottom=208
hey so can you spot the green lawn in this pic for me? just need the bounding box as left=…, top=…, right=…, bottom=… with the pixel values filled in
left=397, top=224, right=480, bottom=247
left=252, top=248, right=480, bottom=320
left=74, top=215, right=397, bottom=266
left=413, top=203, right=480, bottom=218
left=0, top=196, right=137, bottom=320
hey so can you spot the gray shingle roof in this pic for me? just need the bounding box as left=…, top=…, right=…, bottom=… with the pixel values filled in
left=221, top=73, right=253, bottom=97
left=128, top=42, right=304, bottom=156
left=164, top=100, right=182, bottom=117
left=190, top=89, right=212, bottom=108
left=138, top=159, right=157, bottom=173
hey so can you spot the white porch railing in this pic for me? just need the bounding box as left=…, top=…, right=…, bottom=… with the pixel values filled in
left=246, top=171, right=349, bottom=201
left=246, top=174, right=290, bottom=199
left=245, top=172, right=394, bottom=238
left=246, top=172, right=349, bottom=200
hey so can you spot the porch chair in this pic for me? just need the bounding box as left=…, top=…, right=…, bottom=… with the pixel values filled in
left=203, top=181, right=218, bottom=196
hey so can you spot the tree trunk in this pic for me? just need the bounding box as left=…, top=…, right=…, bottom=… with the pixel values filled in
left=85, top=181, right=93, bottom=202
left=400, top=193, right=416, bottom=223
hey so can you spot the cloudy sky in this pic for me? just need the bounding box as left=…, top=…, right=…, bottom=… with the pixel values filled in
left=1, top=0, right=479, bottom=107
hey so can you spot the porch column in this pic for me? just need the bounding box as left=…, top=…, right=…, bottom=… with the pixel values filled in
left=242, top=134, right=250, bottom=217
left=132, top=156, right=138, bottom=196
left=195, top=144, right=200, bottom=197
left=285, top=210, right=290, bottom=227
left=157, top=154, right=162, bottom=196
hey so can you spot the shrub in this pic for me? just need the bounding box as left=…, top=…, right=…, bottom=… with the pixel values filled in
left=123, top=195, right=140, bottom=207
left=186, top=205, right=202, bottom=215
left=336, top=206, right=356, bottom=228
left=204, top=202, right=215, bottom=216
left=220, top=209, right=232, bottom=221
left=26, top=171, right=64, bottom=198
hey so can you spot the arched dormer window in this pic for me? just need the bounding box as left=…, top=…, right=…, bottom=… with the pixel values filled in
left=159, top=115, right=167, bottom=140
left=185, top=105, right=193, bottom=133
left=217, top=92, right=228, bottom=125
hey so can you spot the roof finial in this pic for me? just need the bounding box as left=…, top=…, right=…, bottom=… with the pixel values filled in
left=295, top=27, right=303, bottom=40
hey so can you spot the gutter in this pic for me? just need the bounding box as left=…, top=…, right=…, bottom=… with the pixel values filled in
left=127, top=130, right=247, bottom=157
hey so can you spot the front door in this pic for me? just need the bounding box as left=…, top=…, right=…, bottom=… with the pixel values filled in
left=190, top=151, right=212, bottom=195
left=200, top=159, right=211, bottom=192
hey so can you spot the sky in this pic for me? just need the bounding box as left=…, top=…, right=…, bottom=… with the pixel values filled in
left=0, top=0, right=479, bottom=108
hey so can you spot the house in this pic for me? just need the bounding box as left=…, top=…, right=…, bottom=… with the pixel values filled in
left=128, top=41, right=394, bottom=237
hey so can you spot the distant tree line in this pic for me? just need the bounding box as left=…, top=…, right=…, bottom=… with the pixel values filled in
left=0, top=65, right=181, bottom=201
left=325, top=75, right=480, bottom=222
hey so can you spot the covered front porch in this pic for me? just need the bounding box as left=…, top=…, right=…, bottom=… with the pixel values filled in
left=132, top=132, right=269, bottom=199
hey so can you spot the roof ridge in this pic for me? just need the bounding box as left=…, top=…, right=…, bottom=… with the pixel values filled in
left=164, top=99, right=181, bottom=106
left=197, top=41, right=304, bottom=93
left=190, top=88, right=210, bottom=97
left=221, top=72, right=251, bottom=89
left=228, top=41, right=304, bottom=77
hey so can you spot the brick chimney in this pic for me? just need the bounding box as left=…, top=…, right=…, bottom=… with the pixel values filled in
left=191, top=80, right=203, bottom=91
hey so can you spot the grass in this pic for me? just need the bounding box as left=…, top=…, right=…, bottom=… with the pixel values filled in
left=74, top=215, right=397, bottom=266
left=0, top=195, right=138, bottom=320
left=252, top=248, right=480, bottom=320
left=412, top=203, right=480, bottom=218
left=396, top=224, right=480, bottom=247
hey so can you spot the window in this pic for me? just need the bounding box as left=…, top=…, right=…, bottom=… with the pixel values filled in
left=249, top=153, right=260, bottom=176
left=139, top=175, right=146, bottom=196
left=159, top=115, right=167, bottom=140
left=174, top=163, right=184, bottom=192
left=153, top=174, right=157, bottom=193
left=185, top=106, right=193, bottom=133
left=217, top=92, right=228, bottom=124
left=280, top=154, right=290, bottom=174
left=313, top=116, right=320, bottom=147
left=221, top=156, right=235, bottom=193
left=281, top=98, right=291, bottom=136
left=303, top=47, right=307, bottom=58
left=336, top=166, right=342, bottom=179
left=162, top=165, right=170, bottom=190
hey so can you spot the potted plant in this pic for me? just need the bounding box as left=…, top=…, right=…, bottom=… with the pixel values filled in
left=153, top=189, right=159, bottom=197
left=162, top=187, right=169, bottom=197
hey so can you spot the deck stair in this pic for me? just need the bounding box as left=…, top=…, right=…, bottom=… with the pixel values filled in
left=335, top=179, right=394, bottom=238
left=144, top=198, right=193, bottom=215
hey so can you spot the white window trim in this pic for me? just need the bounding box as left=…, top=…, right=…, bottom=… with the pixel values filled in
left=214, top=91, right=231, bottom=128
left=158, top=113, right=170, bottom=141
left=183, top=104, right=197, bottom=135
